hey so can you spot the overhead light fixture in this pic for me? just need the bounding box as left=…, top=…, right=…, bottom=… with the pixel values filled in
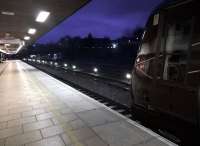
left=5, top=44, right=11, bottom=47
left=36, top=11, right=50, bottom=23
left=15, top=41, right=25, bottom=54
left=1, top=11, right=15, bottom=16
left=28, top=28, right=36, bottom=35
left=24, top=36, right=30, bottom=40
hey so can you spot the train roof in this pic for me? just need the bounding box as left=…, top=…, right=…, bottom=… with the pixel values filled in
left=152, top=0, right=193, bottom=14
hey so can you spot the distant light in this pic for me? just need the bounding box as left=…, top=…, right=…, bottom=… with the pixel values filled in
left=126, top=73, right=132, bottom=79
left=64, top=64, right=68, bottom=67
left=1, top=11, right=15, bottom=16
left=54, top=62, right=58, bottom=66
left=72, top=65, right=76, bottom=69
left=93, top=67, right=98, bottom=73
left=24, top=36, right=30, bottom=40
left=112, top=43, right=118, bottom=49
left=36, top=11, right=50, bottom=23
left=136, top=37, right=139, bottom=40
left=28, top=28, right=36, bottom=35
left=5, top=44, right=11, bottom=47
left=50, top=61, right=53, bottom=65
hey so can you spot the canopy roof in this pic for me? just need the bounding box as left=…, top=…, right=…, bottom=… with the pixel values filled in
left=0, top=0, right=90, bottom=54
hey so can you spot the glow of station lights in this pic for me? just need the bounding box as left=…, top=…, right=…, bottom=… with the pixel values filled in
left=64, top=64, right=68, bottom=67
left=93, top=67, right=98, bottom=73
left=72, top=65, right=77, bottom=69
left=28, top=28, right=36, bottom=35
left=36, top=11, right=50, bottom=23
left=112, top=43, right=118, bottom=49
left=126, top=73, right=132, bottom=79
left=24, top=36, right=30, bottom=40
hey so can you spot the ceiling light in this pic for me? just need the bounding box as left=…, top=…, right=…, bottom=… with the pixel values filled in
left=1, top=11, right=15, bottom=16
left=36, top=11, right=50, bottom=23
left=5, top=44, right=11, bottom=47
left=28, top=28, right=36, bottom=35
left=24, top=36, right=30, bottom=40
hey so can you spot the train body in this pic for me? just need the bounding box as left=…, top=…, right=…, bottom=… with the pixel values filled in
left=131, top=0, right=200, bottom=144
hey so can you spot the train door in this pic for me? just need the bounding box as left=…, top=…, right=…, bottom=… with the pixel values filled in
left=155, top=2, right=198, bottom=126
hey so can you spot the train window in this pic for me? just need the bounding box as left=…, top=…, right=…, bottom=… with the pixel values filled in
left=163, top=18, right=192, bottom=81
left=139, top=15, right=158, bottom=55
left=135, top=15, right=159, bottom=79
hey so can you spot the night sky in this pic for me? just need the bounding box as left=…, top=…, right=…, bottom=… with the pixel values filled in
left=37, top=0, right=163, bottom=44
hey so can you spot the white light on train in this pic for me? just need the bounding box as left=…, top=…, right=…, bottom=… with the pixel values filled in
left=136, top=58, right=140, bottom=63
left=93, top=67, right=98, bottom=73
left=126, top=73, right=132, bottom=79
left=36, top=11, right=50, bottom=23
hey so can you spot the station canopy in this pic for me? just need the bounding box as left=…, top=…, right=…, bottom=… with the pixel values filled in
left=0, top=0, right=90, bottom=54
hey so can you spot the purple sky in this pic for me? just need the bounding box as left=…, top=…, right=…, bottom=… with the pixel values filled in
left=37, top=0, right=163, bottom=44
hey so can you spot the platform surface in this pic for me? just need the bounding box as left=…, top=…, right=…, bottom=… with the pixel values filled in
left=0, top=60, right=177, bottom=146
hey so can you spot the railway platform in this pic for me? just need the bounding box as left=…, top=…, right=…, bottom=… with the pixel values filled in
left=0, top=60, right=177, bottom=146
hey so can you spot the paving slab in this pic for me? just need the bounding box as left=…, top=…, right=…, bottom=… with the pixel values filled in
left=0, top=61, right=177, bottom=146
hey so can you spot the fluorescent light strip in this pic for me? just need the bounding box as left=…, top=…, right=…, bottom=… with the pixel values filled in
left=1, top=11, right=15, bottom=16
left=28, top=28, right=36, bottom=35
left=15, top=41, right=25, bottom=54
left=36, top=11, right=50, bottom=23
left=24, top=36, right=30, bottom=40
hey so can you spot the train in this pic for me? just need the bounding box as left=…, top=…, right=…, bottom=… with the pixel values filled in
left=131, top=0, right=200, bottom=144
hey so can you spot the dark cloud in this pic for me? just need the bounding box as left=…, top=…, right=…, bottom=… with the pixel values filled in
left=37, top=0, right=163, bottom=43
